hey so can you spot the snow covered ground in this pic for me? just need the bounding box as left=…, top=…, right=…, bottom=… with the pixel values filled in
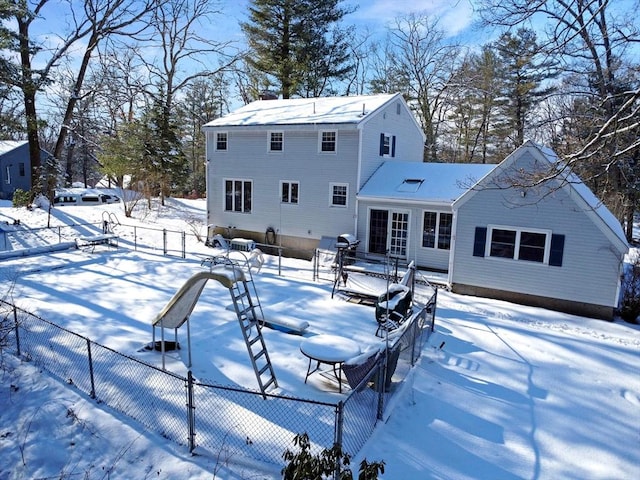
left=1, top=197, right=639, bottom=480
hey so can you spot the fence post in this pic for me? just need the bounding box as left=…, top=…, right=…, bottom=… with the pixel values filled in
left=278, top=247, right=282, bottom=276
left=163, top=229, right=167, bottom=255
left=181, top=231, right=186, bottom=259
left=134, top=226, right=138, bottom=251
left=377, top=361, right=385, bottom=420
left=431, top=288, right=438, bottom=332
left=334, top=400, right=344, bottom=480
left=187, top=370, right=196, bottom=452
left=86, top=339, right=96, bottom=399
left=13, top=305, right=20, bottom=357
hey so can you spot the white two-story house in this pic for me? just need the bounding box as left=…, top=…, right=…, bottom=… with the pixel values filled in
left=204, top=95, right=628, bottom=320
left=203, top=93, right=424, bottom=254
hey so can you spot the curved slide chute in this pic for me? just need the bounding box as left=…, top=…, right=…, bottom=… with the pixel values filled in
left=151, top=265, right=278, bottom=395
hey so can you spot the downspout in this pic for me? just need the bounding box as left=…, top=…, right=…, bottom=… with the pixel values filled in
left=204, top=129, right=213, bottom=241
left=448, top=206, right=458, bottom=288
left=354, top=126, right=363, bottom=236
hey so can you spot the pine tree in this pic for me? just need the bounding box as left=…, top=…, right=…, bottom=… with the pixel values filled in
left=493, top=28, right=556, bottom=150
left=241, top=0, right=353, bottom=98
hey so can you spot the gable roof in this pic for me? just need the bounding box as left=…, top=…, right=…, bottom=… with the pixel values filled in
left=204, top=93, right=400, bottom=127
left=0, top=140, right=28, bottom=156
left=358, top=161, right=495, bottom=204
left=454, top=140, right=628, bottom=253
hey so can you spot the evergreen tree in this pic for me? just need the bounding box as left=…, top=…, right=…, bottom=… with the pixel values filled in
left=493, top=28, right=556, bottom=150
left=241, top=0, right=353, bottom=98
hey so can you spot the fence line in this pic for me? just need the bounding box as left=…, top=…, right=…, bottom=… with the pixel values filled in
left=1, top=298, right=433, bottom=468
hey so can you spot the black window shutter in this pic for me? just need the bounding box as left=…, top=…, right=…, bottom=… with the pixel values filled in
left=549, top=234, right=565, bottom=267
left=391, top=136, right=396, bottom=157
left=473, top=227, right=487, bottom=257
left=379, top=133, right=385, bottom=156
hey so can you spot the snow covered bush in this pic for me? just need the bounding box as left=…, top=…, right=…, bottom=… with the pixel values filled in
left=282, top=433, right=384, bottom=480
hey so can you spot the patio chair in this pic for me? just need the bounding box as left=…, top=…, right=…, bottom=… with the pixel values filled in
left=342, top=347, right=381, bottom=391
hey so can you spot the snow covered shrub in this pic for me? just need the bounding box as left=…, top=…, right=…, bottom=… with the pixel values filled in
left=619, top=254, right=640, bottom=323
left=11, top=189, right=30, bottom=208
left=282, top=433, right=384, bottom=480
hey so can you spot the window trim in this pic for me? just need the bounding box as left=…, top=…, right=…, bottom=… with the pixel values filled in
left=319, top=130, right=337, bottom=153
left=379, top=133, right=396, bottom=157
left=330, top=182, right=348, bottom=208
left=268, top=130, right=284, bottom=152
left=421, top=211, right=453, bottom=250
left=223, top=178, right=253, bottom=213
left=486, top=224, right=552, bottom=264
left=215, top=131, right=228, bottom=151
left=280, top=180, right=299, bottom=204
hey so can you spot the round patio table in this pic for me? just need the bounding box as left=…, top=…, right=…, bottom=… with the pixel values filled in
left=300, top=334, right=361, bottom=393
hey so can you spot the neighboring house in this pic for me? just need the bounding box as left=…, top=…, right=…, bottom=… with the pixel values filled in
left=0, top=140, right=34, bottom=200
left=202, top=93, right=425, bottom=253
left=204, top=95, right=628, bottom=319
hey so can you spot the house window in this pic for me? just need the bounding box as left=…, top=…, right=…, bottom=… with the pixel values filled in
left=422, top=212, right=453, bottom=250
left=4, top=166, right=10, bottom=184
left=224, top=179, right=252, bottom=213
left=269, top=131, right=283, bottom=152
left=281, top=181, right=299, bottom=204
left=19, top=163, right=25, bottom=176
left=488, top=226, right=550, bottom=263
left=215, top=132, right=227, bottom=151
left=330, top=183, right=348, bottom=207
left=320, top=131, right=336, bottom=152
left=379, top=133, right=396, bottom=157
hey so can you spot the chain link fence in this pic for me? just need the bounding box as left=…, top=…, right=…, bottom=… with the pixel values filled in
left=0, top=264, right=435, bottom=470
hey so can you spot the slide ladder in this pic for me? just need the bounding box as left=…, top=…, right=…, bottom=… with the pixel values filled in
left=229, top=274, right=278, bottom=396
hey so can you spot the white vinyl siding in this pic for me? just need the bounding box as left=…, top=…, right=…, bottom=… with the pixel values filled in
left=207, top=128, right=359, bottom=238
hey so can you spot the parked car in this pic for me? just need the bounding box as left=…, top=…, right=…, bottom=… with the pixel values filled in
left=53, top=190, right=120, bottom=206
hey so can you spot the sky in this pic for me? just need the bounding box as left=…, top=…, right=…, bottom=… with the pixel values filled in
left=0, top=196, right=639, bottom=479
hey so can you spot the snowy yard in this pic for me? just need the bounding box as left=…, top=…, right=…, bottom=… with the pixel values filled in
left=1, top=198, right=639, bottom=479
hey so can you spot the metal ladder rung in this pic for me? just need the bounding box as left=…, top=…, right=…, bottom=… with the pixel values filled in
left=230, top=277, right=277, bottom=395
left=262, top=377, right=276, bottom=390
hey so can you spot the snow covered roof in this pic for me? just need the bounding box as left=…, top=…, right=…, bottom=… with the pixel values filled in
left=204, top=93, right=400, bottom=127
left=0, top=140, right=28, bottom=156
left=358, top=161, right=495, bottom=203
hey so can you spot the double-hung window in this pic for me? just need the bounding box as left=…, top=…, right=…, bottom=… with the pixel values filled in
left=215, top=132, right=228, bottom=151
left=269, top=131, right=283, bottom=152
left=320, top=131, right=337, bottom=152
left=422, top=211, right=453, bottom=250
left=330, top=183, right=348, bottom=207
left=281, top=181, right=299, bottom=204
left=489, top=226, right=549, bottom=263
left=224, top=179, right=252, bottom=213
